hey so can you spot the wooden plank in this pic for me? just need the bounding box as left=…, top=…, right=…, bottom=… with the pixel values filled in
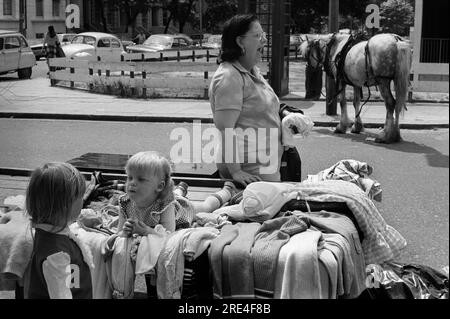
left=142, top=77, right=210, bottom=89
left=49, top=58, right=88, bottom=68
left=136, top=62, right=219, bottom=73
left=51, top=72, right=90, bottom=82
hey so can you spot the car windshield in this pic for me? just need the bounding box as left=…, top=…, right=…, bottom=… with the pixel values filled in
left=59, top=34, right=76, bottom=43
left=143, top=35, right=173, bottom=47
left=71, top=35, right=96, bottom=45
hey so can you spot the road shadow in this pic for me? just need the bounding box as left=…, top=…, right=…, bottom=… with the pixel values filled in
left=314, top=127, right=449, bottom=168
left=0, top=76, right=21, bottom=82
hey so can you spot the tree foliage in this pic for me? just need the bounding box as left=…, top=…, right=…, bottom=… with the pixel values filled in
left=291, top=0, right=414, bottom=35
left=202, top=0, right=237, bottom=33
left=379, top=0, right=414, bottom=36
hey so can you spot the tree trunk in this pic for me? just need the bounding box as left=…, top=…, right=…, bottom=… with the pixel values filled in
left=164, top=12, right=173, bottom=34
left=179, top=0, right=195, bottom=33
left=98, top=0, right=108, bottom=33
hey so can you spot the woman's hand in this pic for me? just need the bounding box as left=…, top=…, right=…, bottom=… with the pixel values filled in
left=231, top=170, right=261, bottom=187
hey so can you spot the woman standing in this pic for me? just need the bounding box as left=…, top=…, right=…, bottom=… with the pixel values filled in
left=209, top=14, right=284, bottom=186
left=43, top=25, right=61, bottom=74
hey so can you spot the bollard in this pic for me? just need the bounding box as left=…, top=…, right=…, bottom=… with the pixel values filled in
left=70, top=67, right=75, bottom=88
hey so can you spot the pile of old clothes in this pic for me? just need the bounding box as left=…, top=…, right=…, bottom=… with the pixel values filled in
left=361, top=261, right=449, bottom=299
left=195, top=170, right=407, bottom=299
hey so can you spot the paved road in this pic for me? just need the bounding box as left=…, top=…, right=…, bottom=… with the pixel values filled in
left=0, top=118, right=448, bottom=271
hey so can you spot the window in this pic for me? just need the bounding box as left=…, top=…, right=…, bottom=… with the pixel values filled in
left=3, top=0, right=13, bottom=16
left=52, top=0, right=60, bottom=17
left=4, top=37, right=21, bottom=50
left=19, top=36, right=28, bottom=48
left=36, top=0, right=43, bottom=17
left=97, top=38, right=110, bottom=48
left=152, top=8, right=159, bottom=26
left=111, top=39, right=121, bottom=48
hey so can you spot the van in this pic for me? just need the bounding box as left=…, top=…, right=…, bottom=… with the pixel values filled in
left=0, top=30, right=36, bottom=79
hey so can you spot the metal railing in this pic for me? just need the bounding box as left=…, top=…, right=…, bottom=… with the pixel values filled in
left=420, top=38, right=449, bottom=63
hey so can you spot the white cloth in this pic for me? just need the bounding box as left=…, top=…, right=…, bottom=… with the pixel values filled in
left=274, top=230, right=324, bottom=298
left=42, top=252, right=73, bottom=299
left=156, top=228, right=193, bottom=299
left=70, top=223, right=111, bottom=299
left=281, top=112, right=314, bottom=147
left=135, top=225, right=169, bottom=275
left=183, top=227, right=219, bottom=261
left=240, top=182, right=298, bottom=222
left=103, top=236, right=135, bottom=299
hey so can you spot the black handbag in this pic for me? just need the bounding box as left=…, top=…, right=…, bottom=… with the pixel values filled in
left=279, top=103, right=303, bottom=182
left=280, top=147, right=302, bottom=182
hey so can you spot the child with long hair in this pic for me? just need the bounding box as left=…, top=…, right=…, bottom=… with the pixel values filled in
left=24, top=162, right=93, bottom=299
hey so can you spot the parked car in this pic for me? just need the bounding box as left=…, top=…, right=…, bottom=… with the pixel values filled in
left=30, top=33, right=77, bottom=60
left=62, top=32, right=126, bottom=61
left=0, top=30, right=36, bottom=79
left=202, top=34, right=221, bottom=49
left=127, top=34, right=195, bottom=53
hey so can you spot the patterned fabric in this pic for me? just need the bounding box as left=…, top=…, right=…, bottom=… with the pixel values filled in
left=306, top=159, right=382, bottom=202
left=45, top=45, right=57, bottom=59
left=296, top=180, right=406, bottom=265
left=119, top=192, right=194, bottom=230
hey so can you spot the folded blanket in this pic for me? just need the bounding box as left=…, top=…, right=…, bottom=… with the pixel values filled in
left=0, top=210, right=33, bottom=278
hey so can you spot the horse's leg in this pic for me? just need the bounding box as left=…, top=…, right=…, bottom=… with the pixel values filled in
left=376, top=79, right=399, bottom=143
left=335, top=83, right=351, bottom=134
left=351, top=86, right=364, bottom=134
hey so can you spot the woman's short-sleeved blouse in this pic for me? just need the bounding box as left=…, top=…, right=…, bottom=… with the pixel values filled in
left=209, top=61, right=283, bottom=182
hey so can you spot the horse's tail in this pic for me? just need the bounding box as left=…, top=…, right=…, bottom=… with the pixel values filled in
left=394, top=40, right=412, bottom=116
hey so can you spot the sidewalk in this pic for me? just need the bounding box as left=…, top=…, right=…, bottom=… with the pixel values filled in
left=0, top=77, right=448, bottom=129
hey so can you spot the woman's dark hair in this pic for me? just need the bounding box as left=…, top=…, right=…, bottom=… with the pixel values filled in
left=219, top=14, right=258, bottom=63
left=48, top=25, right=56, bottom=38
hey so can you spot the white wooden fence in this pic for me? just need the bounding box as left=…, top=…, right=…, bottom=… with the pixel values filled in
left=48, top=51, right=269, bottom=99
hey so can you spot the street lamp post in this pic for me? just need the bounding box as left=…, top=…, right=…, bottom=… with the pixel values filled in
left=326, top=0, right=339, bottom=115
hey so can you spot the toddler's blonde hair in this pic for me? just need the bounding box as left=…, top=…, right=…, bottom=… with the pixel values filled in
left=125, top=151, right=174, bottom=201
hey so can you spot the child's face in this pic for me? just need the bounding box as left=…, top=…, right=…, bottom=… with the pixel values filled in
left=126, top=169, right=165, bottom=207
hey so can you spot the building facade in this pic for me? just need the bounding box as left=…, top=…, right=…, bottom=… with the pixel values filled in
left=411, top=0, right=449, bottom=93
left=0, top=0, right=82, bottom=39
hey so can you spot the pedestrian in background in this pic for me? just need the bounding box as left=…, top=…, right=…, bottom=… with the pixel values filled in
left=42, top=25, right=62, bottom=74
left=133, top=30, right=147, bottom=44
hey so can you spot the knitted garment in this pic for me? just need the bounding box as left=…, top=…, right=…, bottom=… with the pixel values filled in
left=208, top=224, right=239, bottom=299
left=224, top=222, right=260, bottom=298
left=119, top=192, right=194, bottom=230
left=252, top=215, right=310, bottom=298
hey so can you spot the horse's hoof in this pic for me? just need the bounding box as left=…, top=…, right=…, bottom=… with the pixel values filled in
left=375, top=130, right=402, bottom=143
left=351, top=122, right=364, bottom=134
left=334, top=124, right=347, bottom=134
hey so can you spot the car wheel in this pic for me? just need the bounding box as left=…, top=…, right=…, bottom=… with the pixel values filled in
left=18, top=67, right=32, bottom=79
